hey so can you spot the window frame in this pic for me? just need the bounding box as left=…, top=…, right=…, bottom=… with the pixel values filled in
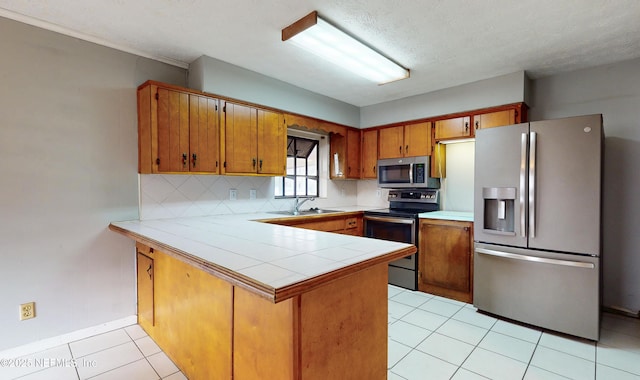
left=275, top=135, right=320, bottom=198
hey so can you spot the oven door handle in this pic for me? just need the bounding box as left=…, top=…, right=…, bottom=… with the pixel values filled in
left=364, top=215, right=416, bottom=225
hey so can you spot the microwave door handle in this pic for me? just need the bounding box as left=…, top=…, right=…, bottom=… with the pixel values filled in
left=520, top=133, right=527, bottom=238
left=409, top=163, right=414, bottom=184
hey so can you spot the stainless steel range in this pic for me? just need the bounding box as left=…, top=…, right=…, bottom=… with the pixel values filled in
left=364, top=189, right=440, bottom=290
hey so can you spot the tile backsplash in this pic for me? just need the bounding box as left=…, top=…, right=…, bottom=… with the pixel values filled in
left=139, top=174, right=361, bottom=220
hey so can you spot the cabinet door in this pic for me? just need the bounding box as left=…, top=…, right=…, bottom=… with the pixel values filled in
left=361, top=129, right=378, bottom=179
left=404, top=122, right=431, bottom=157
left=346, top=129, right=361, bottom=178
left=419, top=220, right=473, bottom=302
left=223, top=102, right=257, bottom=174
left=378, top=126, right=404, bottom=159
left=157, top=88, right=190, bottom=172
left=257, top=109, right=286, bottom=175
left=434, top=116, right=471, bottom=140
left=474, top=109, right=515, bottom=131
left=137, top=252, right=154, bottom=327
left=189, top=95, right=220, bottom=173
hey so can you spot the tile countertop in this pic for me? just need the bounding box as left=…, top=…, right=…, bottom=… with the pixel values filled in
left=419, top=211, right=474, bottom=222
left=109, top=212, right=415, bottom=303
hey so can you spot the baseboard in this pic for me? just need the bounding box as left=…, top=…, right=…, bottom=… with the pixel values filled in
left=0, top=315, right=138, bottom=359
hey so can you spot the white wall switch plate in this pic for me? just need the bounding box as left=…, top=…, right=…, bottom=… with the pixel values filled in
left=229, top=189, right=238, bottom=201
left=249, top=189, right=257, bottom=200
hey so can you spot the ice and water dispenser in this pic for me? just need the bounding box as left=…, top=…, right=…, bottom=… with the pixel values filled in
left=482, top=187, right=516, bottom=234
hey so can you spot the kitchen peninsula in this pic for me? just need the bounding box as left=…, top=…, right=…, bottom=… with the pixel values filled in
left=109, top=213, right=415, bottom=380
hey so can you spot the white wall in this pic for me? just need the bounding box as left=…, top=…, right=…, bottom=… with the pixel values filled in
left=189, top=55, right=360, bottom=127
left=440, top=142, right=475, bottom=212
left=529, top=57, right=640, bottom=313
left=0, top=16, right=186, bottom=351
left=360, top=71, right=529, bottom=128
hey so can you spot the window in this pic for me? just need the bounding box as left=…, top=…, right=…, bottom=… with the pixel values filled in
left=275, top=136, right=319, bottom=197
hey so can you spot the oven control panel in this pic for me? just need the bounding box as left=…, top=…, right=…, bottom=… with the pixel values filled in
left=388, top=189, right=439, bottom=203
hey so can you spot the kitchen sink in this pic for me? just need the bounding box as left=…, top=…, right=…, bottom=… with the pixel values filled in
left=268, top=208, right=342, bottom=216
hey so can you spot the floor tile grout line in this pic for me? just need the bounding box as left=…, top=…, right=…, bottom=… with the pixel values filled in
left=84, top=357, right=153, bottom=380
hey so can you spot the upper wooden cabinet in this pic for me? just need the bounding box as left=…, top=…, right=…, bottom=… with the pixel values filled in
left=473, top=103, right=527, bottom=131
left=138, top=81, right=220, bottom=174
left=434, top=103, right=527, bottom=141
left=434, top=116, right=471, bottom=141
left=222, top=101, right=286, bottom=176
left=378, top=122, right=432, bottom=159
left=346, top=129, right=361, bottom=178
left=329, top=126, right=361, bottom=179
left=361, top=129, right=378, bottom=179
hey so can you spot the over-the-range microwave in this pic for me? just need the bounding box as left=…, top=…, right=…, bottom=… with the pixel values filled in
left=377, top=156, right=440, bottom=189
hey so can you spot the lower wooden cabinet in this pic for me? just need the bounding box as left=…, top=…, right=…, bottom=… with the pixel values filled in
left=266, top=212, right=363, bottom=236
left=418, top=219, right=474, bottom=303
left=136, top=243, right=155, bottom=328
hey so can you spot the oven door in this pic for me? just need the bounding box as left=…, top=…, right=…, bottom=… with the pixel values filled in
left=363, top=215, right=416, bottom=269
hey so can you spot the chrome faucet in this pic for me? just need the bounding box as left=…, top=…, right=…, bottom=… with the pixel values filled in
left=293, top=196, right=316, bottom=215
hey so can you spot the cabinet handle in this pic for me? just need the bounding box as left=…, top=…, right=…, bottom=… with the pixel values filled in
left=252, top=158, right=256, bottom=168
left=192, top=153, right=197, bottom=168
left=406, top=145, right=409, bottom=154
left=464, top=122, right=469, bottom=133
left=399, top=146, right=402, bottom=154
left=475, top=120, right=480, bottom=130
left=259, top=159, right=263, bottom=170
left=146, top=264, right=153, bottom=280
left=182, top=153, right=187, bottom=167
left=373, top=166, right=376, bottom=173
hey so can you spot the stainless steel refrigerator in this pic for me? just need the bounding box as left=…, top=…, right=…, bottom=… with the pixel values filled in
left=473, top=114, right=603, bottom=340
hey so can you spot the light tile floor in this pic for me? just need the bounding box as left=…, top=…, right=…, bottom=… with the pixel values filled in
left=387, top=285, right=640, bottom=380
left=2, top=325, right=186, bottom=380
left=3, top=285, right=640, bottom=379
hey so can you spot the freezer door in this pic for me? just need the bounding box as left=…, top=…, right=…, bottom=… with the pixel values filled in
left=473, top=243, right=600, bottom=340
left=474, top=122, right=529, bottom=248
left=528, top=115, right=602, bottom=255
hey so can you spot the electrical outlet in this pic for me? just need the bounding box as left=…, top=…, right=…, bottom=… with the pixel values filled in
left=249, top=189, right=257, bottom=200
left=229, top=189, right=238, bottom=201
left=20, top=302, right=35, bottom=321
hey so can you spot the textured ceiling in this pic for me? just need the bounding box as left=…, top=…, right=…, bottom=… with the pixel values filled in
left=1, top=0, right=639, bottom=107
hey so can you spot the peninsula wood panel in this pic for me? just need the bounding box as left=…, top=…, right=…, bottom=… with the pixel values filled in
left=300, top=263, right=387, bottom=379
left=233, top=289, right=297, bottom=379
left=147, top=249, right=233, bottom=380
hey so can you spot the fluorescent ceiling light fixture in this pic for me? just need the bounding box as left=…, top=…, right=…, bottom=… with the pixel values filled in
left=282, top=11, right=410, bottom=84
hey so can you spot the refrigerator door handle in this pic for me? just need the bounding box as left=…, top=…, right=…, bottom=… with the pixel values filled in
left=520, top=133, right=528, bottom=238
left=529, top=132, right=537, bottom=238
left=475, top=248, right=595, bottom=269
